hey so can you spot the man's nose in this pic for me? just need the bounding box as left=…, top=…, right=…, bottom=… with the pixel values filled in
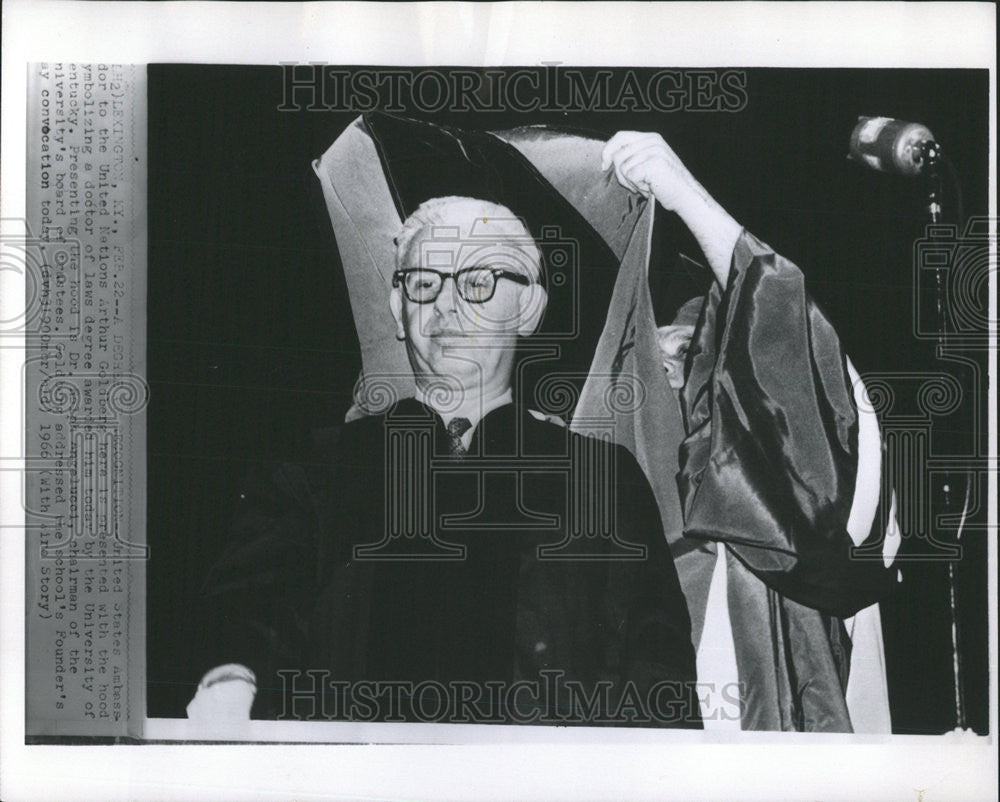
left=433, top=275, right=460, bottom=315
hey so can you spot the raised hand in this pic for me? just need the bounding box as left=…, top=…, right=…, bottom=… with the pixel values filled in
left=602, top=131, right=743, bottom=288
left=601, top=131, right=706, bottom=213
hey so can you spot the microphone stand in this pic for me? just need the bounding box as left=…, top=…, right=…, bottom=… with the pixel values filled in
left=922, top=140, right=969, bottom=733
left=923, top=141, right=943, bottom=224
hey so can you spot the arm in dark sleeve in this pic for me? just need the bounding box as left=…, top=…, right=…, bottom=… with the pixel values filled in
left=677, top=230, right=896, bottom=618
left=198, top=445, right=332, bottom=718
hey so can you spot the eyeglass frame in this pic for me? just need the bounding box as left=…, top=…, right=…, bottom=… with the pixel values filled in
left=391, top=265, right=533, bottom=304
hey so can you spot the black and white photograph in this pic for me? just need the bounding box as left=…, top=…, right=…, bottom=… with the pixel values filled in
left=2, top=2, right=996, bottom=800
left=144, top=65, right=990, bottom=738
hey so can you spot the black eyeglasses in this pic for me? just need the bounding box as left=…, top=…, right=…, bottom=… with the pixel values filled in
left=392, top=266, right=532, bottom=304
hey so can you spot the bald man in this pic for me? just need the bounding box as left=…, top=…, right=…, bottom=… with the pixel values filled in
left=188, top=196, right=700, bottom=728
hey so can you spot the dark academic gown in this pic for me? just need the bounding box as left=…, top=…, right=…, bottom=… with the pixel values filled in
left=200, top=400, right=701, bottom=727
left=675, top=231, right=898, bottom=731
left=575, top=224, right=898, bottom=732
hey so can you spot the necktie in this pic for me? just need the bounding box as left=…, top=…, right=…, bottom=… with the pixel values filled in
left=445, top=417, right=473, bottom=456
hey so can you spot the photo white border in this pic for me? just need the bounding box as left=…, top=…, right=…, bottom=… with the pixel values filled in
left=2, top=2, right=996, bottom=800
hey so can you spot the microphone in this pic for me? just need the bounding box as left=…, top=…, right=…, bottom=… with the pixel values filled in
left=848, top=116, right=939, bottom=176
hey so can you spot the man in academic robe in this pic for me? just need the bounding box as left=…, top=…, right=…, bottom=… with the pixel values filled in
left=600, top=131, right=900, bottom=732
left=187, top=195, right=702, bottom=727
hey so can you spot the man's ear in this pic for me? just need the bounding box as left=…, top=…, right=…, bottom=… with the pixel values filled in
left=389, top=287, right=406, bottom=341
left=516, top=283, right=548, bottom=337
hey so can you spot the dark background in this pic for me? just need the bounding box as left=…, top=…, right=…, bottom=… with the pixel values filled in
left=146, top=65, right=990, bottom=733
